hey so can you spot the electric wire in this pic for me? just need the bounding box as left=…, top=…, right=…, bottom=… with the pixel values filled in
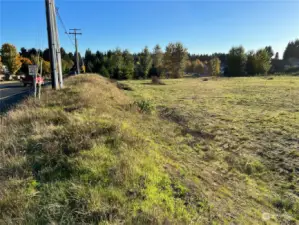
left=55, top=7, right=75, bottom=46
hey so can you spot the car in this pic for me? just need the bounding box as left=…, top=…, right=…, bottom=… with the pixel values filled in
left=68, top=70, right=78, bottom=76
left=20, top=75, right=45, bottom=87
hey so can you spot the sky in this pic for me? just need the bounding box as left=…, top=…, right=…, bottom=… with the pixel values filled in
left=1, top=0, right=298, bottom=57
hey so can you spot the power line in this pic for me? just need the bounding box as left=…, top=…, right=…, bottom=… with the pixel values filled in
left=55, top=7, right=75, bottom=46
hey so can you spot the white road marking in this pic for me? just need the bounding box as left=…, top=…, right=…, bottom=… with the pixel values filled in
left=0, top=90, right=29, bottom=100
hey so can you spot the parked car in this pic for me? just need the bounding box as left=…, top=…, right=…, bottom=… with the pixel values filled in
left=20, top=75, right=44, bottom=87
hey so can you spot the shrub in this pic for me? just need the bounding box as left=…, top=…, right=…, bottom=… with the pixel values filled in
left=133, top=99, right=155, bottom=114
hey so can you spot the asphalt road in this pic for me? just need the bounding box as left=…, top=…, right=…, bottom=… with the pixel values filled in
left=0, top=81, right=31, bottom=114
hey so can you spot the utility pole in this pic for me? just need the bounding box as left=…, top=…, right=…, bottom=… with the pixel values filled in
left=45, top=0, right=62, bottom=89
left=69, top=29, right=82, bottom=75
left=52, top=0, right=63, bottom=88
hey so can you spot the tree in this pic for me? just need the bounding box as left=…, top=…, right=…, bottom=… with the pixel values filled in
left=164, top=42, right=188, bottom=78
left=246, top=51, right=258, bottom=75
left=265, top=46, right=274, bottom=59
left=20, top=57, right=32, bottom=74
left=185, top=60, right=193, bottom=73
left=152, top=44, right=163, bottom=76
left=139, top=46, right=152, bottom=78
left=110, top=49, right=124, bottom=79
left=62, top=58, right=74, bottom=74
left=208, top=57, right=221, bottom=76
left=28, top=48, right=38, bottom=56
left=42, top=60, right=51, bottom=76
left=81, top=64, right=86, bottom=73
left=275, top=52, right=279, bottom=60
left=99, top=65, right=109, bottom=77
left=192, top=59, right=205, bottom=74
left=255, top=48, right=271, bottom=75
left=1, top=43, right=22, bottom=75
left=0, top=56, right=3, bottom=74
left=283, top=39, right=299, bottom=60
left=60, top=47, right=67, bottom=59
left=227, top=46, right=247, bottom=76
left=20, top=47, right=30, bottom=58
left=246, top=49, right=271, bottom=75
left=42, top=49, right=51, bottom=62
left=122, top=50, right=134, bottom=79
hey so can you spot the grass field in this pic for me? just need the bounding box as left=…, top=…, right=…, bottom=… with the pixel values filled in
left=0, top=75, right=298, bottom=224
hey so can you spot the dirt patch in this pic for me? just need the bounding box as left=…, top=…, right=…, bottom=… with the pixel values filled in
left=116, top=82, right=134, bottom=91
left=159, top=106, right=189, bottom=125
left=182, top=128, right=215, bottom=140
left=159, top=106, right=215, bottom=141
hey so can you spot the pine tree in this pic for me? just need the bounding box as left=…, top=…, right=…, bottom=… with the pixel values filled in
left=283, top=39, right=299, bottom=60
left=227, top=46, right=247, bottom=76
left=110, top=49, right=124, bottom=79
left=139, top=46, right=152, bottom=78
left=152, top=44, right=163, bottom=76
left=164, top=42, right=188, bottom=78
left=246, top=51, right=258, bottom=75
left=122, top=50, right=134, bottom=79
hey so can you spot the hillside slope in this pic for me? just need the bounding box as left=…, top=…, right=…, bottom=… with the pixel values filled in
left=0, top=75, right=298, bottom=224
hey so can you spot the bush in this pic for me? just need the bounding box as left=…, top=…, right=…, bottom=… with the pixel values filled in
left=133, top=99, right=155, bottom=114
left=285, top=66, right=299, bottom=74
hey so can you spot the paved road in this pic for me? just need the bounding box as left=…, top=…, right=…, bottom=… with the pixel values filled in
left=0, top=81, right=31, bottom=113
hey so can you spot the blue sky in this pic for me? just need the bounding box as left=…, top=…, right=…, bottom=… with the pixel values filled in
left=1, top=0, right=298, bottom=57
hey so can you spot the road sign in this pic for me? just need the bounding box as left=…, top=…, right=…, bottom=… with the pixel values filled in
left=28, top=65, right=38, bottom=76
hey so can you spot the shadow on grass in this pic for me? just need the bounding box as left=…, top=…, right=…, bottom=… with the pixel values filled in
left=141, top=82, right=166, bottom=85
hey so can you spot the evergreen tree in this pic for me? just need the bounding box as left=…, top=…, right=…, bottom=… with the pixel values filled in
left=164, top=42, right=188, bottom=78
left=139, top=46, right=152, bottom=78
left=283, top=39, right=299, bottom=59
left=110, top=49, right=124, bottom=79
left=265, top=46, right=274, bottom=59
left=246, top=51, right=258, bottom=75
left=227, top=46, right=247, bottom=76
left=99, top=65, right=109, bottom=77
left=122, top=50, right=134, bottom=79
left=152, top=44, right=163, bottom=76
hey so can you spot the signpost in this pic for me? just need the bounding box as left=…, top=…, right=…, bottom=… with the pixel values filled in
left=28, top=65, right=38, bottom=98
left=28, top=65, right=38, bottom=76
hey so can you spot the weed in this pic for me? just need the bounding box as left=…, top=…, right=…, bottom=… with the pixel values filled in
left=133, top=99, right=155, bottom=114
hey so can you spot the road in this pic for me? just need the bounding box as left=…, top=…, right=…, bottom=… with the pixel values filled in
left=0, top=81, right=31, bottom=113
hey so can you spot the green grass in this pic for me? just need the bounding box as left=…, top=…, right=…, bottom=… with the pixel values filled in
left=0, top=75, right=298, bottom=224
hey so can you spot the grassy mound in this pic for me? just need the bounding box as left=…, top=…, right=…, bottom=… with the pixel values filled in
left=0, top=75, right=204, bottom=224
left=1, top=75, right=298, bottom=224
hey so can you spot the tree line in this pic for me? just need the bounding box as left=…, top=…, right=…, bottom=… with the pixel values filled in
left=0, top=43, right=76, bottom=76
left=1, top=39, right=298, bottom=78
left=83, top=43, right=222, bottom=79
left=84, top=43, right=190, bottom=79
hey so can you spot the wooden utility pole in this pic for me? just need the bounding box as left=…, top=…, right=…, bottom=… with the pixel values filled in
left=45, top=0, right=63, bottom=89
left=69, top=29, right=82, bottom=75
left=52, top=0, right=63, bottom=88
